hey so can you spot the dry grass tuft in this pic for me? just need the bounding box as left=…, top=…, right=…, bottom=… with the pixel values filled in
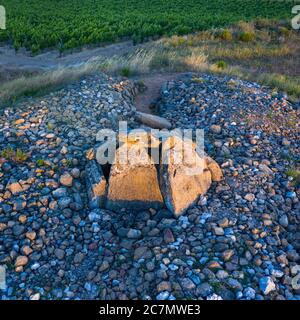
left=0, top=61, right=105, bottom=103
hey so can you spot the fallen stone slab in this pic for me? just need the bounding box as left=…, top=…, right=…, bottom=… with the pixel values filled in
left=106, top=141, right=164, bottom=212
left=136, top=111, right=172, bottom=129
left=85, top=160, right=107, bottom=209
left=160, top=135, right=213, bottom=217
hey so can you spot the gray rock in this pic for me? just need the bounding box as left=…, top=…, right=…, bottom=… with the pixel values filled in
left=2, top=204, right=12, bottom=214
left=156, top=291, right=170, bottom=300
left=196, top=282, right=213, bottom=297
left=85, top=160, right=107, bottom=209
left=54, top=248, right=65, bottom=260
left=52, top=188, right=68, bottom=199
left=226, top=278, right=243, bottom=291
left=244, top=287, right=256, bottom=300
left=60, top=172, right=73, bottom=187
left=12, top=199, right=26, bottom=211
left=210, top=125, right=222, bottom=134
left=259, top=276, right=276, bottom=295
left=279, top=214, right=289, bottom=227
left=127, top=228, right=142, bottom=239
left=157, top=281, right=172, bottom=292
left=181, top=278, right=196, bottom=290
left=58, top=197, right=72, bottom=210
left=13, top=224, right=25, bottom=237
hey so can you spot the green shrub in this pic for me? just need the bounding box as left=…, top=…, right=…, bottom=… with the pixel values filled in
left=120, top=67, right=131, bottom=77
left=218, top=29, right=233, bottom=41
left=1, top=147, right=28, bottom=162
left=1, top=146, right=14, bottom=159
left=15, top=149, right=28, bottom=162
left=239, top=31, right=255, bottom=42
left=286, top=168, right=300, bottom=187
left=216, top=60, right=228, bottom=69
left=278, top=26, right=290, bottom=37
left=47, top=122, right=54, bottom=130
left=36, top=159, right=45, bottom=167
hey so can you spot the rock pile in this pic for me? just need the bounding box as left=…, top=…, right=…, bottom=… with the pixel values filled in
left=0, top=72, right=299, bottom=300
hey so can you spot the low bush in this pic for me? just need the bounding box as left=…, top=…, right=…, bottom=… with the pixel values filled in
left=239, top=31, right=255, bottom=42
left=218, top=29, right=233, bottom=41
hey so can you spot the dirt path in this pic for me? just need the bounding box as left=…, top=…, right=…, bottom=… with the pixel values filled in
left=0, top=41, right=137, bottom=71
left=134, top=73, right=187, bottom=114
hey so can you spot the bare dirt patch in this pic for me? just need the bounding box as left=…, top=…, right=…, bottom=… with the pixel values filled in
left=134, top=73, right=186, bottom=114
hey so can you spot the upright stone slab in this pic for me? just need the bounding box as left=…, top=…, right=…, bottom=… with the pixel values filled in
left=160, top=135, right=212, bottom=217
left=85, top=160, right=107, bottom=209
left=106, top=141, right=164, bottom=212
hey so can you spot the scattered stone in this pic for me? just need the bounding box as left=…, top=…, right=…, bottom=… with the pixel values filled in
left=54, top=248, right=65, bottom=260
left=279, top=215, right=289, bottom=228
left=7, top=182, right=23, bottom=195
left=210, top=125, right=222, bottom=134
left=15, top=256, right=28, bottom=267
left=71, top=168, right=80, bottom=178
left=85, top=160, right=107, bottom=209
left=74, top=253, right=85, bottom=264
left=163, top=228, right=175, bottom=244
left=26, top=231, right=36, bottom=241
left=13, top=224, right=25, bottom=237
left=134, top=247, right=151, bottom=260
left=13, top=199, right=27, bottom=211
left=218, top=218, right=229, bottom=228
left=157, top=281, right=172, bottom=292
left=127, top=228, right=142, bottom=239
left=58, top=197, right=72, bottom=210
left=282, top=138, right=290, bottom=146
left=259, top=164, right=273, bottom=175
left=197, top=283, right=213, bottom=297
left=213, top=227, right=224, bottom=236
left=30, top=293, right=41, bottom=300
left=259, top=277, right=276, bottom=295
left=60, top=172, right=73, bottom=187
left=244, top=287, right=256, bottom=300
left=181, top=278, right=196, bottom=290
left=60, top=146, right=68, bottom=154
left=99, top=261, right=109, bottom=272
left=222, top=249, right=234, bottom=261
left=207, top=294, right=223, bottom=300
left=244, top=193, right=255, bottom=202
left=156, top=291, right=170, bottom=300
left=52, top=187, right=68, bottom=199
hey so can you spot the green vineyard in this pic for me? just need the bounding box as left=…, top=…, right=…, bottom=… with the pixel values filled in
left=0, top=0, right=294, bottom=53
